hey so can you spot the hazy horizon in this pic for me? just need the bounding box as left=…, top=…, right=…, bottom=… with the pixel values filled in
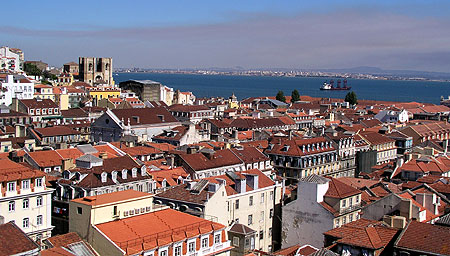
left=3, top=0, right=450, bottom=72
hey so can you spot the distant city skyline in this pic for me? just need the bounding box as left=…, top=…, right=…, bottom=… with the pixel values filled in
left=2, top=0, right=450, bottom=72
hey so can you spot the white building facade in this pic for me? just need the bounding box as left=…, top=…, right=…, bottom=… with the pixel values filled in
left=0, top=160, right=54, bottom=244
left=0, top=75, right=34, bottom=106
left=0, top=46, right=21, bottom=72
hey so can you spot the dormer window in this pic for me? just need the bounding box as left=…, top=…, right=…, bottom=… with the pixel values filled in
left=42, top=109, right=47, bottom=115
left=7, top=182, right=15, bottom=191
left=122, top=169, right=127, bottom=180
left=281, top=145, right=290, bottom=152
left=36, top=109, right=40, bottom=115
left=22, top=180, right=30, bottom=190
left=141, top=166, right=147, bottom=176
left=101, top=172, right=107, bottom=183
left=111, top=171, right=117, bottom=181
left=48, top=108, right=52, bottom=114
left=132, top=168, right=137, bottom=178
left=30, top=109, right=34, bottom=115
left=54, top=108, right=59, bottom=114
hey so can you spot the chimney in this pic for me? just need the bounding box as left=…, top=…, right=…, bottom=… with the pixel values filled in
left=244, top=174, right=259, bottom=190
left=232, top=130, right=238, bottom=140
left=235, top=178, right=246, bottom=193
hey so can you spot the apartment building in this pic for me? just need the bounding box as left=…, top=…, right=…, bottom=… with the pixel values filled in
left=282, top=175, right=362, bottom=248
left=0, top=74, right=34, bottom=106
left=358, top=131, right=397, bottom=165
left=155, top=169, right=283, bottom=252
left=265, top=137, right=342, bottom=183
left=169, top=104, right=214, bottom=124
left=69, top=190, right=232, bottom=256
left=0, top=159, right=54, bottom=244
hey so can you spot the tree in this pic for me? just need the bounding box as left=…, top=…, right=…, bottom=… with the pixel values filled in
left=291, top=89, right=300, bottom=103
left=345, top=91, right=358, bottom=105
left=24, top=63, right=42, bottom=76
left=276, top=91, right=286, bottom=103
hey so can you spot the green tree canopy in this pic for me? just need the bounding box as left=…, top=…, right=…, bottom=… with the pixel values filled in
left=291, top=89, right=300, bottom=103
left=345, top=91, right=358, bottom=105
left=276, top=90, right=286, bottom=103
left=24, top=63, right=42, bottom=76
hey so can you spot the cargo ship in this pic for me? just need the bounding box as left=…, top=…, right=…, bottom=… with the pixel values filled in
left=320, top=79, right=351, bottom=90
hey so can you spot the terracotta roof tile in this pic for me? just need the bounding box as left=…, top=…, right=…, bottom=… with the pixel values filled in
left=325, top=178, right=361, bottom=199
left=95, top=208, right=225, bottom=253
left=0, top=222, right=39, bottom=256
left=395, top=221, right=450, bottom=255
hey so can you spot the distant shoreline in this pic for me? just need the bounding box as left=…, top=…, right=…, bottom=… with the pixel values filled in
left=113, top=70, right=450, bottom=83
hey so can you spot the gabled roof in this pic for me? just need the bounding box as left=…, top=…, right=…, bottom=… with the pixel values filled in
left=95, top=208, right=225, bottom=254
left=395, top=220, right=450, bottom=255
left=228, top=223, right=256, bottom=235
left=324, top=218, right=399, bottom=250
left=0, top=222, right=40, bottom=256
left=71, top=190, right=153, bottom=206
left=180, top=149, right=243, bottom=171
left=27, top=150, right=63, bottom=167
left=110, top=107, right=178, bottom=125
left=19, top=98, right=58, bottom=109
left=325, top=177, right=361, bottom=199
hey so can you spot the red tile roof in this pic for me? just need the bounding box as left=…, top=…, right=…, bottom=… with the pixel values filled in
left=95, top=208, right=225, bottom=254
left=34, top=126, right=80, bottom=137
left=324, top=218, right=399, bottom=250
left=0, top=222, right=39, bottom=256
left=395, top=221, right=450, bottom=255
left=71, top=190, right=153, bottom=206
left=325, top=178, right=361, bottom=199
left=27, top=150, right=63, bottom=167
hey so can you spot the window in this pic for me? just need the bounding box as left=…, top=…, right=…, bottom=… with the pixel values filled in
left=37, top=215, right=43, bottom=226
left=48, top=108, right=52, bottom=114
left=23, top=199, right=29, bottom=209
left=245, top=238, right=250, bottom=247
left=113, top=206, right=118, bottom=216
left=270, top=191, right=274, bottom=200
left=233, top=237, right=239, bottom=246
left=36, top=178, right=43, bottom=187
left=37, top=196, right=43, bottom=207
left=23, top=218, right=29, bottom=228
left=248, top=214, right=253, bottom=225
left=77, top=207, right=83, bottom=215
left=160, top=249, right=167, bottom=256
left=249, top=196, right=253, bottom=206
left=261, top=211, right=264, bottom=221
left=342, top=199, right=346, bottom=208
left=342, top=217, right=346, bottom=225
left=349, top=214, right=353, bottom=222
left=7, top=182, right=15, bottom=192
left=214, top=234, right=221, bottom=244
left=201, top=237, right=208, bottom=248
left=22, top=180, right=30, bottom=190
left=235, top=218, right=239, bottom=223
left=30, top=109, right=34, bottom=115
left=9, top=201, right=15, bottom=212
left=235, top=199, right=239, bottom=209
left=269, top=209, right=274, bottom=218
left=261, top=193, right=265, bottom=204
left=227, top=201, right=230, bottom=212
left=335, top=219, right=340, bottom=227
left=356, top=195, right=360, bottom=204
left=174, top=245, right=182, bottom=256
left=188, top=242, right=195, bottom=253
left=269, top=228, right=272, bottom=237
left=259, top=230, right=264, bottom=240
left=36, top=109, right=40, bottom=115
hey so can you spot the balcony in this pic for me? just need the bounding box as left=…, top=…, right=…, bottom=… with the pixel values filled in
left=339, top=204, right=361, bottom=215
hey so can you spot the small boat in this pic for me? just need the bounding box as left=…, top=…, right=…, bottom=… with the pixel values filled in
left=320, top=79, right=351, bottom=90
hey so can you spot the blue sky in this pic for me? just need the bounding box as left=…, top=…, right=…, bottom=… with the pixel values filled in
left=2, top=0, right=450, bottom=72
